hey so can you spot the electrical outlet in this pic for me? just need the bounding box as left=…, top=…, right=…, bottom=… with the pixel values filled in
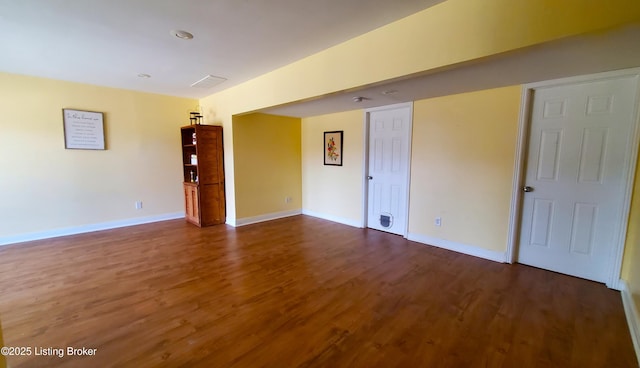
left=135, top=201, right=143, bottom=210
left=435, top=217, right=442, bottom=227
left=285, top=196, right=292, bottom=203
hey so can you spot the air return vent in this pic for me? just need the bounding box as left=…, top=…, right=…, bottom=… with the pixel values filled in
left=191, top=75, right=227, bottom=89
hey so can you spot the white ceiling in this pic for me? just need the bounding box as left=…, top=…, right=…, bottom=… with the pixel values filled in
left=0, top=0, right=443, bottom=99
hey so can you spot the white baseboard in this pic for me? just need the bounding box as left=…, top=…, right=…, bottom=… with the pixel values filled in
left=620, top=280, right=640, bottom=366
left=301, top=209, right=363, bottom=228
left=0, top=212, right=185, bottom=246
left=233, top=209, right=302, bottom=227
left=407, top=233, right=507, bottom=263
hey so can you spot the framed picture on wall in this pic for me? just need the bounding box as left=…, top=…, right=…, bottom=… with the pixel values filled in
left=62, top=108, right=106, bottom=150
left=324, top=131, right=343, bottom=166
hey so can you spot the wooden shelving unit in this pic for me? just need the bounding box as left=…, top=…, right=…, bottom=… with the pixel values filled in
left=180, top=125, right=225, bottom=226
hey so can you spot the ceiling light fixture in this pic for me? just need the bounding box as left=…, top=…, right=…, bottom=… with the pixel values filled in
left=381, top=89, right=398, bottom=95
left=171, top=30, right=194, bottom=40
left=137, top=73, right=151, bottom=78
left=353, top=96, right=368, bottom=102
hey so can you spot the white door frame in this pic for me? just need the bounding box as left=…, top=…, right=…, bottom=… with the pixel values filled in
left=505, top=68, right=640, bottom=289
left=361, top=102, right=414, bottom=237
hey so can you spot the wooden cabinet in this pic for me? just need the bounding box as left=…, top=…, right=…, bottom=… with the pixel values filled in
left=181, top=125, right=225, bottom=226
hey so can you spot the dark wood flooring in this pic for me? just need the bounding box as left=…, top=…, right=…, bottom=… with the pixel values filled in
left=0, top=215, right=636, bottom=367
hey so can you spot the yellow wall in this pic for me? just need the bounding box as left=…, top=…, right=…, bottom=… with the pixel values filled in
left=300, top=87, right=521, bottom=251
left=409, top=86, right=521, bottom=251
left=0, top=72, right=197, bottom=240
left=232, top=113, right=301, bottom=219
left=200, top=0, right=640, bottom=223
left=622, top=155, right=640, bottom=312
left=301, top=110, right=364, bottom=224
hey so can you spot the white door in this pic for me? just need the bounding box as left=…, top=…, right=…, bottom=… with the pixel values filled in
left=518, top=76, right=638, bottom=283
left=367, top=104, right=412, bottom=236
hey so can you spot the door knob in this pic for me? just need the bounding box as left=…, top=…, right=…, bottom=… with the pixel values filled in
left=523, top=186, right=534, bottom=192
left=367, top=176, right=373, bottom=180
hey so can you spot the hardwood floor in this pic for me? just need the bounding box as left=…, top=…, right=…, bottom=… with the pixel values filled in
left=0, top=215, right=636, bottom=367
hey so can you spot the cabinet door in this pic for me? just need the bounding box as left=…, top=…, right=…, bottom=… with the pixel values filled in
left=196, top=127, right=223, bottom=185
left=184, top=184, right=200, bottom=226
left=200, top=183, right=225, bottom=225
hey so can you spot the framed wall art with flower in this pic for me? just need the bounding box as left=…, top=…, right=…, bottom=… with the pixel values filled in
left=324, top=131, right=343, bottom=166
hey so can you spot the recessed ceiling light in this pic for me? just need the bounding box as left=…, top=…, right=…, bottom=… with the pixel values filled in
left=382, top=89, right=398, bottom=95
left=137, top=73, right=151, bottom=78
left=171, top=30, right=194, bottom=40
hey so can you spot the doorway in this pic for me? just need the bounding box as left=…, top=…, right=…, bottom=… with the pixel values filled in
left=364, top=103, right=413, bottom=236
left=508, top=69, right=640, bottom=288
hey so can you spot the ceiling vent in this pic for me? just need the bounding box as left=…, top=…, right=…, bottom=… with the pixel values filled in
left=191, top=75, right=227, bottom=89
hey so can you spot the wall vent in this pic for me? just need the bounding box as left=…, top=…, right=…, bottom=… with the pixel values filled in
left=191, top=75, right=227, bottom=89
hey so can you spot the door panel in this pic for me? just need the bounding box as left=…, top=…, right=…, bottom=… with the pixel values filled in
left=518, top=76, right=638, bottom=282
left=569, top=203, right=597, bottom=255
left=536, top=129, right=562, bottom=181
left=577, top=128, right=607, bottom=183
left=529, top=198, right=554, bottom=247
left=367, top=105, right=412, bottom=235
